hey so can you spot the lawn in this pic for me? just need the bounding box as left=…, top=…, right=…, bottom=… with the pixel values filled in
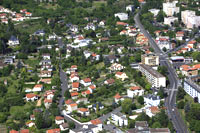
left=39, top=3, right=60, bottom=10
left=24, top=59, right=40, bottom=68
left=93, top=1, right=107, bottom=8
left=15, top=19, right=44, bottom=34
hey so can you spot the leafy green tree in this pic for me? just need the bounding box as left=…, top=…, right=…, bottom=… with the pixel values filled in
left=138, top=96, right=144, bottom=105
left=122, top=99, right=132, bottom=114
left=158, top=66, right=168, bottom=76
left=176, top=87, right=186, bottom=101
left=156, top=10, right=166, bottom=22
left=152, top=122, right=161, bottom=128
left=136, top=112, right=150, bottom=122
left=69, top=122, right=75, bottom=129
left=177, top=101, right=185, bottom=109
left=0, top=112, right=7, bottom=123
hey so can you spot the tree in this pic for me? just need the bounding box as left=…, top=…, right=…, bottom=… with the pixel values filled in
left=176, top=87, right=186, bottom=101
left=35, top=113, right=44, bottom=129
left=156, top=10, right=166, bottom=22
left=136, top=112, right=150, bottom=122
left=122, top=99, right=132, bottom=114
left=0, top=112, right=7, bottom=123
left=152, top=122, right=161, bottom=128
left=128, top=120, right=135, bottom=128
left=138, top=96, right=144, bottom=105
left=158, top=66, right=168, bottom=76
left=162, top=47, right=167, bottom=52
left=184, top=102, right=190, bottom=113
left=177, top=101, right=185, bottom=109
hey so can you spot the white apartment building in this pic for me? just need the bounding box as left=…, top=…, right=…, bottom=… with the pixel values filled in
left=164, top=17, right=178, bottom=26
left=184, top=78, right=200, bottom=103
left=138, top=64, right=166, bottom=88
left=114, top=13, right=128, bottom=21
left=111, top=112, right=128, bottom=127
left=163, top=1, right=179, bottom=16
left=181, top=10, right=200, bottom=29
left=156, top=36, right=172, bottom=50
left=141, top=54, right=159, bottom=66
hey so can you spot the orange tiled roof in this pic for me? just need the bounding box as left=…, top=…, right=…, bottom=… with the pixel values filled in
left=78, top=108, right=88, bottom=112
left=34, top=84, right=43, bottom=88
left=55, top=116, right=64, bottom=120
left=91, top=119, right=102, bottom=125
left=116, top=71, right=123, bottom=75
left=10, top=130, right=19, bottom=133
left=26, top=93, right=37, bottom=98
left=46, top=128, right=60, bottom=133
left=65, top=99, right=73, bottom=105
left=72, top=82, right=79, bottom=88
left=149, top=106, right=160, bottom=114
left=44, top=99, right=52, bottom=103
left=71, top=92, right=78, bottom=97
left=130, top=86, right=141, bottom=90
left=70, top=103, right=77, bottom=107
left=20, top=129, right=29, bottom=133
left=114, top=93, right=121, bottom=99
left=82, top=90, right=91, bottom=95
left=89, top=85, right=96, bottom=90
left=83, top=78, right=91, bottom=83
left=71, top=65, right=77, bottom=68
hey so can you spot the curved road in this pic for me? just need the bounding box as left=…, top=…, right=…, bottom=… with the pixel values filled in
left=134, top=8, right=188, bottom=133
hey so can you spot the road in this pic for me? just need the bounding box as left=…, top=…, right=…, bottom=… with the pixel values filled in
left=134, top=7, right=188, bottom=133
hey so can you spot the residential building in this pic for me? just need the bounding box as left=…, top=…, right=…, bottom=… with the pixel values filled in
left=60, top=123, right=69, bottom=131
left=181, top=10, right=200, bottom=29
left=114, top=13, right=128, bottom=21
left=33, top=84, right=43, bottom=92
left=77, top=108, right=90, bottom=116
left=81, top=78, right=92, bottom=86
left=44, top=99, right=52, bottom=108
left=42, top=53, right=51, bottom=60
left=46, top=129, right=60, bottom=133
left=155, top=36, right=172, bottom=50
left=26, top=121, right=35, bottom=127
left=180, top=65, right=198, bottom=77
left=184, top=78, right=200, bottom=103
left=176, top=31, right=184, bottom=41
left=127, top=86, right=144, bottom=98
left=145, top=106, right=160, bottom=117
left=25, top=94, right=38, bottom=102
left=70, top=92, right=79, bottom=99
left=7, top=35, right=19, bottom=46
left=55, top=116, right=64, bottom=125
left=104, top=78, right=115, bottom=85
left=88, top=85, right=96, bottom=93
left=40, top=70, right=52, bottom=77
left=141, top=54, right=159, bottom=66
left=113, top=93, right=123, bottom=103
left=148, top=9, right=160, bottom=17
left=164, top=17, right=178, bottom=26
left=126, top=5, right=134, bottom=12
left=127, top=121, right=170, bottom=133
left=144, top=94, right=161, bottom=107
left=111, top=112, right=128, bottom=127
left=109, top=63, right=125, bottom=71
left=67, top=103, right=78, bottom=112
left=72, top=82, right=80, bottom=91
left=116, top=21, right=129, bottom=26
left=115, top=72, right=128, bottom=81
left=136, top=33, right=149, bottom=46
left=163, top=1, right=179, bottom=16
left=91, top=102, right=104, bottom=111
left=90, top=119, right=103, bottom=132
left=84, top=23, right=96, bottom=31
left=138, top=64, right=166, bottom=88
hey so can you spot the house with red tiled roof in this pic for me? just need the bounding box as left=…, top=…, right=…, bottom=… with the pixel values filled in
left=115, top=72, right=128, bottom=81
left=65, top=99, right=74, bottom=106
left=30, top=114, right=35, bottom=121
left=33, top=84, right=43, bottom=92
left=44, top=99, right=53, bottom=108
left=72, top=82, right=80, bottom=91
left=55, top=116, right=64, bottom=125
left=180, top=64, right=199, bottom=76
left=70, top=74, right=79, bottom=82
left=71, top=65, right=78, bottom=72
left=136, top=33, right=149, bottom=46
left=81, top=78, right=92, bottom=86
left=20, top=129, right=29, bottom=133
left=44, top=90, right=55, bottom=100
left=10, top=130, right=19, bottom=133
left=176, top=31, right=184, bottom=41
left=90, top=119, right=103, bottom=132
left=77, top=108, right=90, bottom=116
left=113, top=93, right=124, bottom=103
left=81, top=90, right=91, bottom=97
left=67, top=103, right=77, bottom=112
left=46, top=128, right=60, bottom=133
left=116, top=21, right=129, bottom=26
left=70, top=92, right=79, bottom=99
left=145, top=106, right=160, bottom=117
left=104, top=78, right=115, bottom=85
left=88, top=85, right=96, bottom=93
left=25, top=93, right=38, bottom=102
left=25, top=12, right=32, bottom=17
left=127, top=86, right=144, bottom=98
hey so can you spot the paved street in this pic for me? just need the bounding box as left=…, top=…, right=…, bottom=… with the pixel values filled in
left=134, top=7, right=188, bottom=133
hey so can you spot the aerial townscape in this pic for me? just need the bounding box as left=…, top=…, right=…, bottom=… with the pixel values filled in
left=0, top=0, right=200, bottom=133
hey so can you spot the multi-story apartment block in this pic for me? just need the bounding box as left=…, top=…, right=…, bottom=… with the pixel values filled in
left=138, top=64, right=166, bottom=88
left=184, top=77, right=200, bottom=103
left=141, top=54, right=159, bottom=66
left=181, top=10, right=200, bottom=29
left=163, top=1, right=179, bottom=17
